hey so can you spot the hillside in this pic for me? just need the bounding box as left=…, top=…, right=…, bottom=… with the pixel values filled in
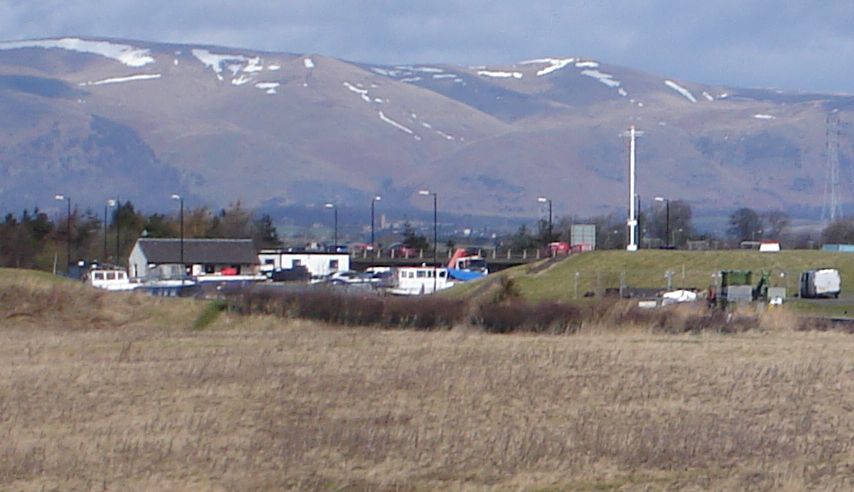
left=464, top=250, right=854, bottom=305
left=0, top=37, right=852, bottom=220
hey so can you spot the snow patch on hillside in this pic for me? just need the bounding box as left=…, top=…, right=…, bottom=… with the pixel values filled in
left=80, top=73, right=162, bottom=86
left=371, top=67, right=401, bottom=77
left=702, top=91, right=714, bottom=101
left=664, top=80, right=697, bottom=103
left=411, top=66, right=443, bottom=73
left=0, top=38, right=155, bottom=67
left=521, top=58, right=575, bottom=76
left=378, top=111, right=415, bottom=136
left=575, top=60, right=599, bottom=68
left=753, top=114, right=776, bottom=120
left=581, top=69, right=620, bottom=88
left=231, top=75, right=252, bottom=86
left=192, top=49, right=246, bottom=80
left=433, top=73, right=456, bottom=79
left=618, top=88, right=628, bottom=97
left=255, top=82, right=280, bottom=94
left=344, top=81, right=372, bottom=103
left=477, top=70, right=523, bottom=79
left=435, top=129, right=455, bottom=141
left=267, top=64, right=281, bottom=71
left=304, top=57, right=315, bottom=69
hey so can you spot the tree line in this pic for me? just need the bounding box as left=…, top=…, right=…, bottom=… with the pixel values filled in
left=0, top=201, right=280, bottom=271
left=506, top=203, right=849, bottom=250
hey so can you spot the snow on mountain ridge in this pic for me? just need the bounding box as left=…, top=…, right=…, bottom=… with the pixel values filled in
left=664, top=79, right=697, bottom=103
left=477, top=70, right=523, bottom=79
left=0, top=37, right=154, bottom=67
left=520, top=58, right=575, bottom=76
left=80, top=74, right=162, bottom=86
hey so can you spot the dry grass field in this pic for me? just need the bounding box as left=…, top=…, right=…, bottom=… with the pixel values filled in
left=2, top=273, right=854, bottom=490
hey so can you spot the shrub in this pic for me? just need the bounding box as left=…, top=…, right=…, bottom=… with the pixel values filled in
left=529, top=302, right=583, bottom=334
left=493, top=276, right=521, bottom=304
left=226, top=287, right=467, bottom=330
left=477, top=302, right=530, bottom=333
left=476, top=301, right=582, bottom=334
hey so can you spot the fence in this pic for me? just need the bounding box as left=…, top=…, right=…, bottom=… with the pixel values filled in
left=564, top=268, right=801, bottom=299
left=351, top=247, right=554, bottom=261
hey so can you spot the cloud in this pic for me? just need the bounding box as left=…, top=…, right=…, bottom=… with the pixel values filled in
left=2, top=1, right=854, bottom=93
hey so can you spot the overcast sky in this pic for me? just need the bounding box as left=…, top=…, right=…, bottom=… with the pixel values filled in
left=3, top=1, right=854, bottom=93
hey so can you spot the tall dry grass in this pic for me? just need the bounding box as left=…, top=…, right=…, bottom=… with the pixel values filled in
left=1, top=273, right=852, bottom=489
left=1, top=308, right=854, bottom=490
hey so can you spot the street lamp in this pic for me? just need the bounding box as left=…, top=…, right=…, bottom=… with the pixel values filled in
left=370, top=195, right=381, bottom=248
left=537, top=196, right=552, bottom=247
left=654, top=196, right=670, bottom=248
left=54, top=194, right=71, bottom=274
left=171, top=194, right=184, bottom=281
left=418, top=189, right=438, bottom=293
left=104, top=199, right=116, bottom=264
left=324, top=203, right=338, bottom=250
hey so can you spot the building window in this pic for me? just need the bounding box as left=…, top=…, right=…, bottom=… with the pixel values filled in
left=293, top=259, right=302, bottom=267
left=329, top=259, right=339, bottom=270
left=205, top=264, right=215, bottom=274
left=94, top=272, right=105, bottom=280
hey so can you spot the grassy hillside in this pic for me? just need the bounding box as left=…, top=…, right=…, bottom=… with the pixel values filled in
left=0, top=267, right=206, bottom=331
left=466, top=250, right=854, bottom=303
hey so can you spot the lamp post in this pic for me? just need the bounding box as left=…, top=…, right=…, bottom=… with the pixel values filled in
left=171, top=194, right=184, bottom=281
left=418, top=189, right=438, bottom=293
left=654, top=196, right=670, bottom=248
left=537, top=196, right=552, bottom=247
left=115, top=198, right=121, bottom=266
left=54, top=194, right=71, bottom=274
left=371, top=195, right=381, bottom=248
left=104, top=199, right=116, bottom=264
left=324, top=203, right=338, bottom=250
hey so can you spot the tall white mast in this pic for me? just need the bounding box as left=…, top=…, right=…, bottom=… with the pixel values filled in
left=621, top=125, right=643, bottom=252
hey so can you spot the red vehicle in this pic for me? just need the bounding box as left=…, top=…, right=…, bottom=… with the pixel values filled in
left=388, top=244, right=418, bottom=258
left=548, top=242, right=571, bottom=255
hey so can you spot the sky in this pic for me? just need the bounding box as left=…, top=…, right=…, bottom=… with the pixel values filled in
left=2, top=1, right=854, bottom=94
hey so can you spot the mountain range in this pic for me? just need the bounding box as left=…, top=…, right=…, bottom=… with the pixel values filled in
left=0, top=37, right=851, bottom=225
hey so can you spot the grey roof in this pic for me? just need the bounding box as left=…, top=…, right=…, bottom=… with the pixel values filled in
left=137, top=238, right=259, bottom=265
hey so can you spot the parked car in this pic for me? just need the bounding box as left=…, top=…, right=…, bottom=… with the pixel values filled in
left=325, top=244, right=349, bottom=253
left=326, top=270, right=372, bottom=285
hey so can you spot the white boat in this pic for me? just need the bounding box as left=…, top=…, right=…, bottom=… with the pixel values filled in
left=86, top=268, right=139, bottom=291
left=387, top=266, right=455, bottom=295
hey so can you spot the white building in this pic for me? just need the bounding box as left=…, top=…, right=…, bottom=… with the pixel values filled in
left=129, top=238, right=260, bottom=280
left=257, top=249, right=350, bottom=279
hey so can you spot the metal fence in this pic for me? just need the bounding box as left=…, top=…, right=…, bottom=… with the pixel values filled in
left=563, top=268, right=801, bottom=299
